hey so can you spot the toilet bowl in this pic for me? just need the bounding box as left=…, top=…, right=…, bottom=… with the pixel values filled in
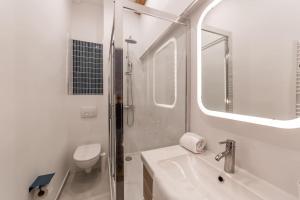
left=73, top=143, right=101, bottom=173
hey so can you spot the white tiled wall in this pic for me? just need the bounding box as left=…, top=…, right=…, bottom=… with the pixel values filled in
left=123, top=12, right=187, bottom=153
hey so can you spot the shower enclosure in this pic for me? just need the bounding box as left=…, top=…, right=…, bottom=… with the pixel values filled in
left=108, top=1, right=193, bottom=199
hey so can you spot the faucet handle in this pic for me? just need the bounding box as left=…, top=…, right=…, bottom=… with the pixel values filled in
left=219, top=139, right=235, bottom=145
left=219, top=140, right=228, bottom=145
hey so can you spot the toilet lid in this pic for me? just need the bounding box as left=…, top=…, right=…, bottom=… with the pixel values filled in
left=73, top=144, right=101, bottom=161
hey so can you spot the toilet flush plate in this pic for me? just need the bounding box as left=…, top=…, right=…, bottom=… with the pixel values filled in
left=80, top=106, right=97, bottom=118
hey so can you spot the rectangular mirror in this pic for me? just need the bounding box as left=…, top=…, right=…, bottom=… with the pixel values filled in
left=198, top=0, right=300, bottom=127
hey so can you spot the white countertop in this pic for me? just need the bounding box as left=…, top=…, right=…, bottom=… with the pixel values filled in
left=141, top=145, right=297, bottom=200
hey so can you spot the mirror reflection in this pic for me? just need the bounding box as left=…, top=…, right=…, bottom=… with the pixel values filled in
left=201, top=0, right=299, bottom=120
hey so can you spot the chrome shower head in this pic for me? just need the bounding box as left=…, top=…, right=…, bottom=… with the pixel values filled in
left=125, top=36, right=137, bottom=44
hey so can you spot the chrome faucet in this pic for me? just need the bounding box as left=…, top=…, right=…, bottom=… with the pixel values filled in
left=215, top=139, right=236, bottom=173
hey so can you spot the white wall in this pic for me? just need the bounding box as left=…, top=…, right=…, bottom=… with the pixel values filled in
left=0, top=1, right=17, bottom=199
left=0, top=0, right=110, bottom=199
left=67, top=0, right=108, bottom=167
left=0, top=0, right=71, bottom=199
left=71, top=0, right=103, bottom=43
left=189, top=0, right=300, bottom=197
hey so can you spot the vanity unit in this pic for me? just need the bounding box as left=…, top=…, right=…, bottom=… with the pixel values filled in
left=143, top=165, right=153, bottom=200
left=141, top=145, right=297, bottom=200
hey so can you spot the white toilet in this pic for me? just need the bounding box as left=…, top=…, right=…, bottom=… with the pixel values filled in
left=73, top=143, right=101, bottom=173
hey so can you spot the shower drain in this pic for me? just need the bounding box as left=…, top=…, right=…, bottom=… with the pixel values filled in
left=125, top=156, right=132, bottom=161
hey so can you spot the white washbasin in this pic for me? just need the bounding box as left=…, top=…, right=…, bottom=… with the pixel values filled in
left=156, top=154, right=263, bottom=200
left=141, top=145, right=297, bottom=200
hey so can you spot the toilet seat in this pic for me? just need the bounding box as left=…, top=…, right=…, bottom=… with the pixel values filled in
left=73, top=144, right=101, bottom=162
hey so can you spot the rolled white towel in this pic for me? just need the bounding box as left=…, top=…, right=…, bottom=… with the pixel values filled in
left=179, top=132, right=206, bottom=154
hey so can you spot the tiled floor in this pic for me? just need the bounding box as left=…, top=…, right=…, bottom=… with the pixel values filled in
left=59, top=153, right=142, bottom=200
left=59, top=167, right=110, bottom=200
left=124, top=152, right=143, bottom=200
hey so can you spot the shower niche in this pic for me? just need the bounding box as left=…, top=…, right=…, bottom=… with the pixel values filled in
left=153, top=38, right=177, bottom=108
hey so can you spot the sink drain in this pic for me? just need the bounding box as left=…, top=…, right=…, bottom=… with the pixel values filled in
left=218, top=176, right=225, bottom=183
left=125, top=156, right=132, bottom=161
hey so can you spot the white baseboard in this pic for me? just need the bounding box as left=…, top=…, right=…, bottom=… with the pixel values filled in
left=54, top=169, right=70, bottom=200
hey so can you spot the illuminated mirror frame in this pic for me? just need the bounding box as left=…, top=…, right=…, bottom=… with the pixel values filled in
left=197, top=0, right=300, bottom=129
left=153, top=38, right=177, bottom=109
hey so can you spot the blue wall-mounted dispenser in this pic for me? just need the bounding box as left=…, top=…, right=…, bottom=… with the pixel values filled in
left=29, top=173, right=55, bottom=199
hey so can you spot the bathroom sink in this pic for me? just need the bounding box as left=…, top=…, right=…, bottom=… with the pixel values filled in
left=142, top=145, right=296, bottom=200
left=156, top=154, right=262, bottom=200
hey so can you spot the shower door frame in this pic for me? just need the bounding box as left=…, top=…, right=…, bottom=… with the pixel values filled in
left=109, top=0, right=202, bottom=199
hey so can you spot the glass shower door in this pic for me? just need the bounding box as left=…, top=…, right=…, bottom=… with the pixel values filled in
left=109, top=1, right=190, bottom=200
left=108, top=29, right=125, bottom=200
left=123, top=16, right=187, bottom=200
left=108, top=41, right=116, bottom=200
